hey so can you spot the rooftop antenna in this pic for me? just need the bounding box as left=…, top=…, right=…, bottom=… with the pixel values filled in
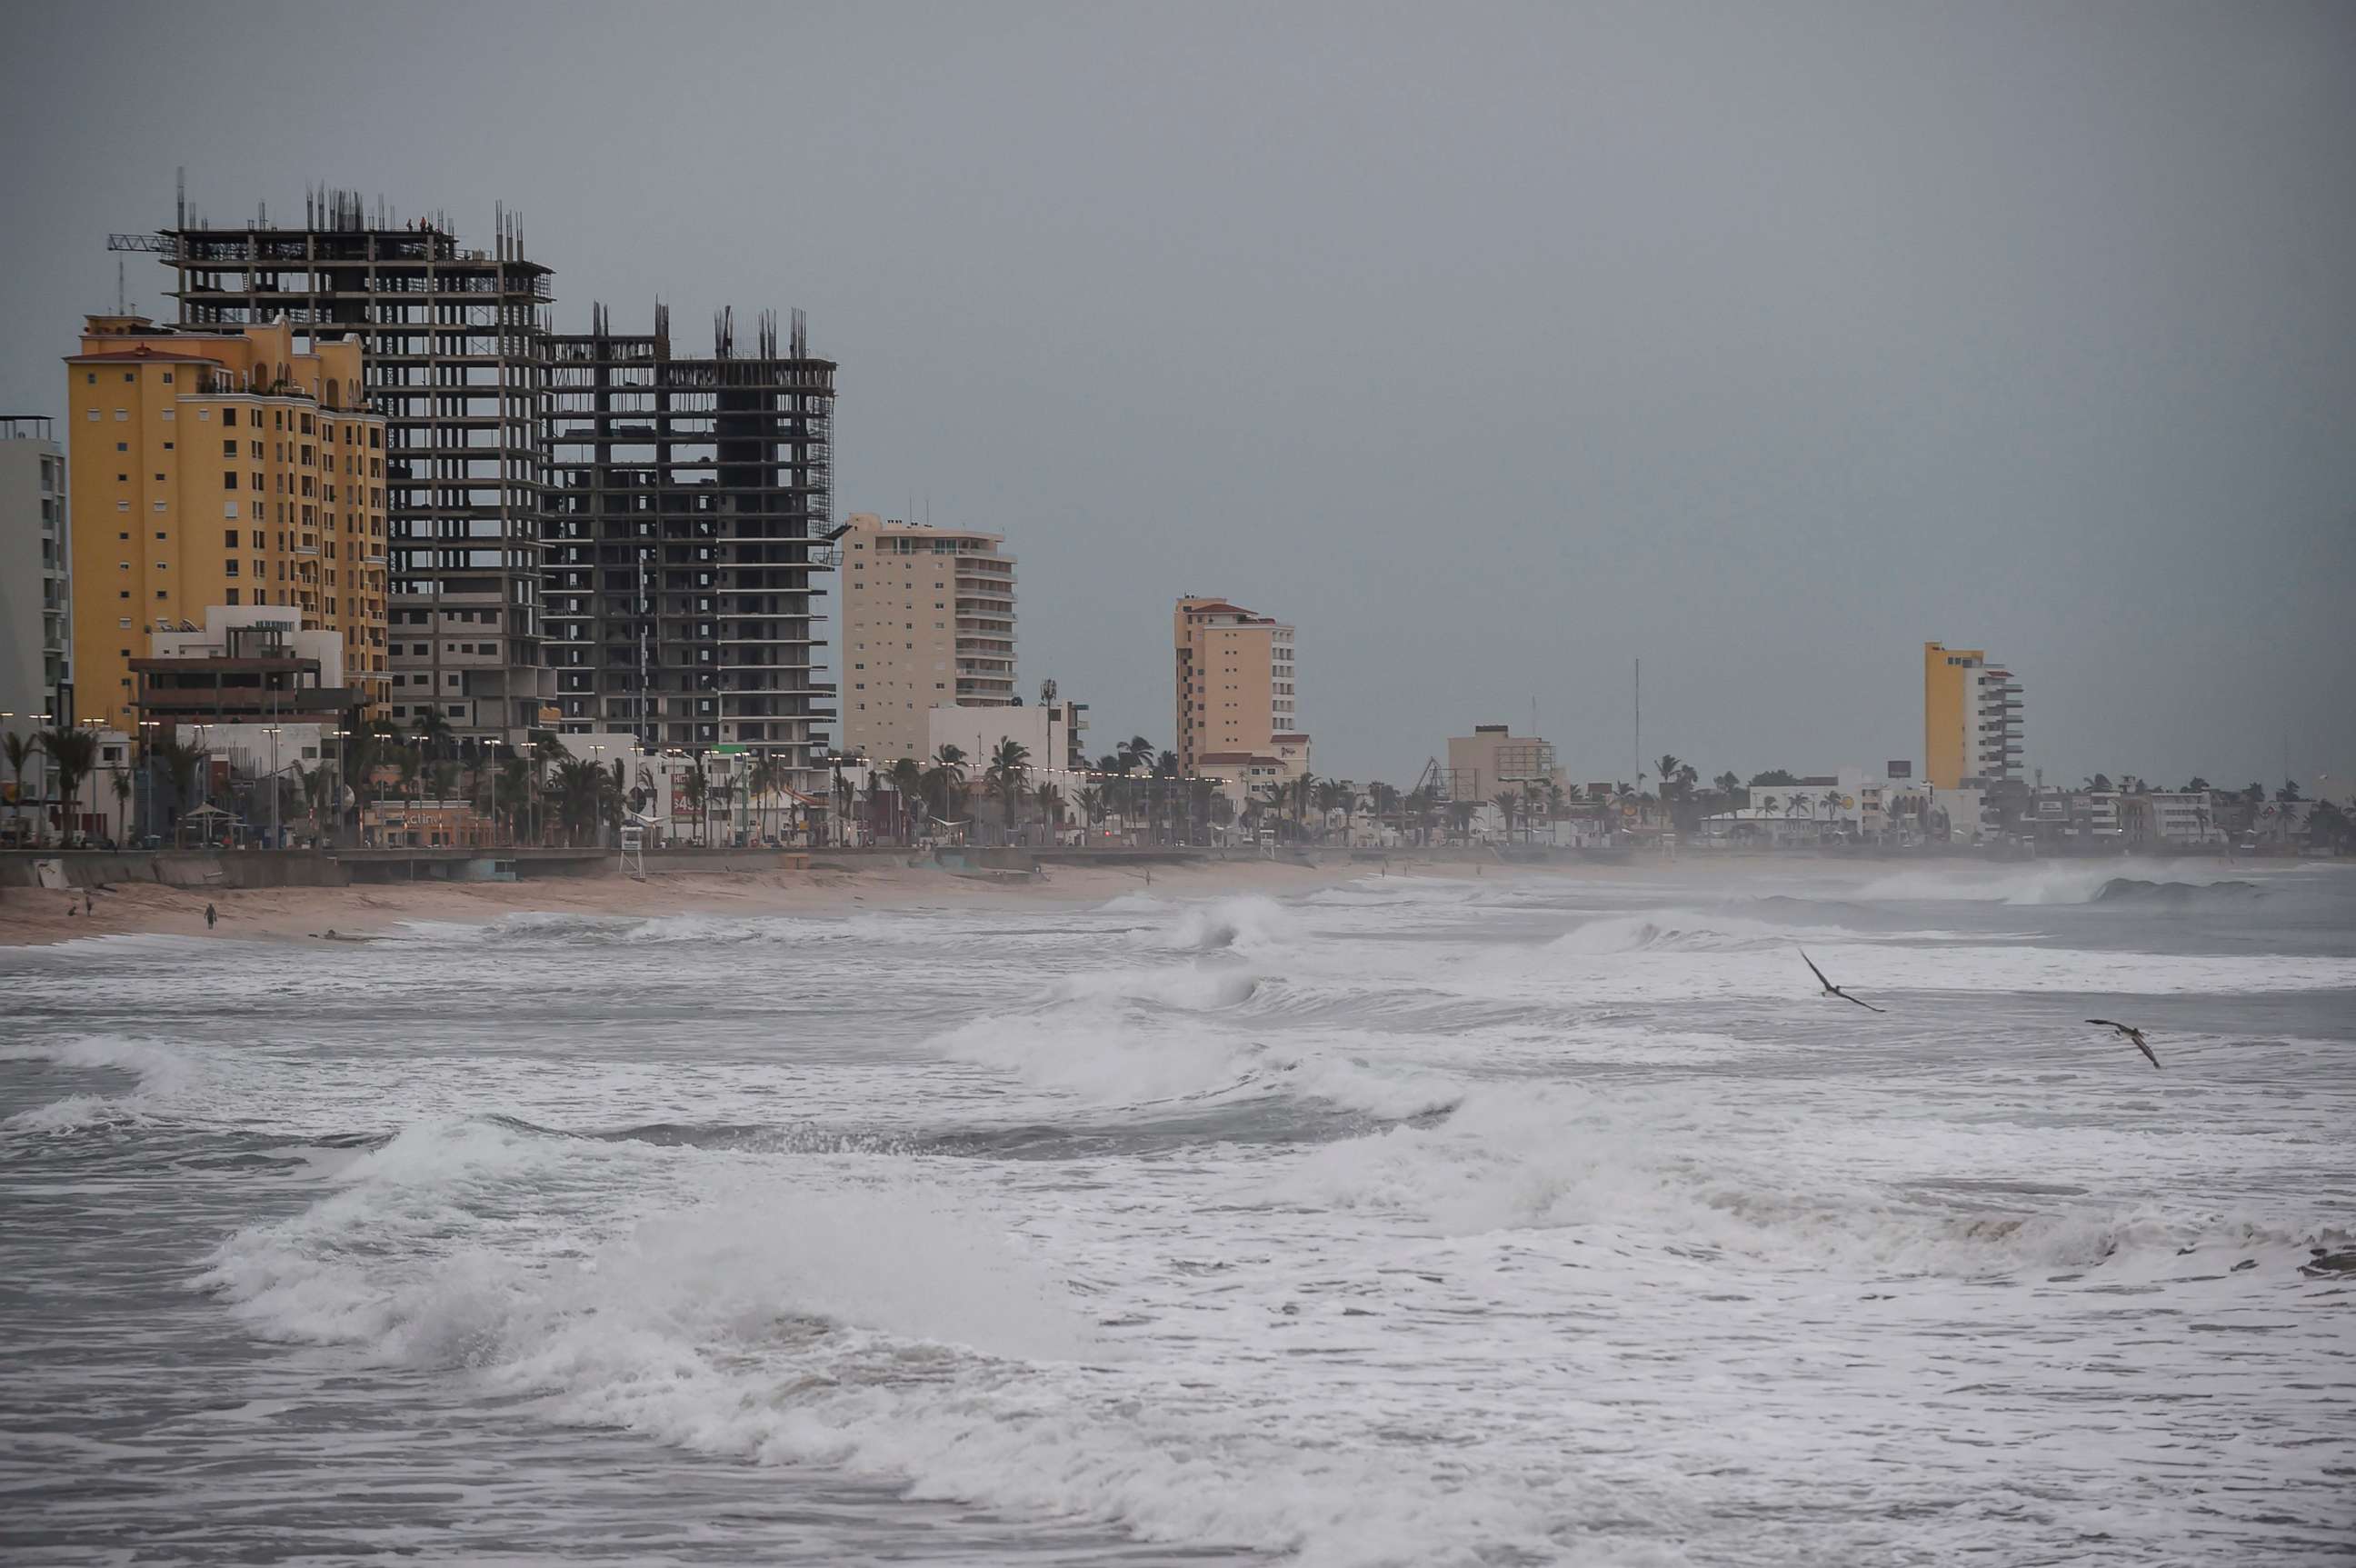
left=115, top=259, right=125, bottom=314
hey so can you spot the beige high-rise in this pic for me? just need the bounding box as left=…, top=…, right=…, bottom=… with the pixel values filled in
left=1173, top=596, right=1302, bottom=776
left=838, top=514, right=1015, bottom=764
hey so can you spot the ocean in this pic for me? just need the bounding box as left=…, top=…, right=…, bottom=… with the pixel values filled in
left=3, top=860, right=2351, bottom=1566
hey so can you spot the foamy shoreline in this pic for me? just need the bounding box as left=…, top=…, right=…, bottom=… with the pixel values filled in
left=0, top=849, right=2275, bottom=947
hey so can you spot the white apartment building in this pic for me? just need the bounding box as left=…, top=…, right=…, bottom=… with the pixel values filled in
left=1, top=416, right=69, bottom=734
left=839, top=514, right=1015, bottom=764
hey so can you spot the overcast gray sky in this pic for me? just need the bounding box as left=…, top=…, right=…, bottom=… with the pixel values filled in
left=5, top=1, right=2351, bottom=791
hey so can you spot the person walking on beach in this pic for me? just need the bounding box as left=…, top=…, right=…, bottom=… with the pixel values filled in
left=205, top=903, right=216, bottom=931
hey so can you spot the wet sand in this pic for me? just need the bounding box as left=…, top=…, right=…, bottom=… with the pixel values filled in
left=0, top=856, right=1401, bottom=946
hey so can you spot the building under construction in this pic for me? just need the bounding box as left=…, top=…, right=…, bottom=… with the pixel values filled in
left=121, top=187, right=556, bottom=734
left=544, top=305, right=836, bottom=780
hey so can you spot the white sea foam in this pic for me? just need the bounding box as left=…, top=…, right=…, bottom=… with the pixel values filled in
left=1144, top=894, right=1300, bottom=954
left=11, top=864, right=2348, bottom=1566
left=2, top=1035, right=200, bottom=1131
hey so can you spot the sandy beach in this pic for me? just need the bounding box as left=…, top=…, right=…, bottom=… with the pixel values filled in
left=0, top=854, right=1414, bottom=946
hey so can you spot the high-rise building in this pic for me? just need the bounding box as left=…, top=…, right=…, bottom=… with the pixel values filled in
left=63, top=315, right=387, bottom=734
left=0, top=415, right=69, bottom=732
left=1922, top=641, right=2022, bottom=791
left=544, top=305, right=836, bottom=781
left=1173, top=595, right=1303, bottom=778
left=838, top=514, right=1015, bottom=764
left=136, top=194, right=554, bottom=734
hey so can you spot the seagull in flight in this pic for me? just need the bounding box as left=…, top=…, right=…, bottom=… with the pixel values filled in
left=1801, top=950, right=1885, bottom=1013
left=2087, top=1019, right=2161, bottom=1070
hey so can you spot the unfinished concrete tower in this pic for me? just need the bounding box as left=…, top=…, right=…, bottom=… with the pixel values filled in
left=134, top=190, right=555, bottom=735
left=544, top=305, right=836, bottom=786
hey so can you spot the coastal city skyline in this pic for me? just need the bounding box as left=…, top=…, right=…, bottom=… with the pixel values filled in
left=5, top=12, right=2353, bottom=1568
left=3, top=4, right=2351, bottom=790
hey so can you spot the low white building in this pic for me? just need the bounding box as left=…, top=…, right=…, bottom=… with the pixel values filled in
left=2133, top=792, right=2224, bottom=846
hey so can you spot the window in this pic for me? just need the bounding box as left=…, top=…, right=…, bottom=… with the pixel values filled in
left=115, top=410, right=128, bottom=421
left=223, top=408, right=235, bottom=428
left=225, top=503, right=238, bottom=519
left=85, top=372, right=95, bottom=385
left=223, top=470, right=237, bottom=490
left=224, top=440, right=237, bottom=458
left=116, top=500, right=128, bottom=512
left=116, top=442, right=127, bottom=453
left=163, top=372, right=173, bottom=385
left=225, top=530, right=239, bottom=548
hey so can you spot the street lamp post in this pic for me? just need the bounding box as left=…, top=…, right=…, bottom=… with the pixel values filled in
left=326, top=727, right=349, bottom=847
left=264, top=724, right=283, bottom=849
left=137, top=719, right=159, bottom=844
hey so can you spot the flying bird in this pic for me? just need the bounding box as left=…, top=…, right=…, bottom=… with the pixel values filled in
left=1801, top=950, right=1885, bottom=1013
left=2087, top=1019, right=2161, bottom=1070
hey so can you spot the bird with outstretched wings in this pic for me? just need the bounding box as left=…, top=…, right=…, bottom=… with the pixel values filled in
left=1802, top=950, right=1885, bottom=1013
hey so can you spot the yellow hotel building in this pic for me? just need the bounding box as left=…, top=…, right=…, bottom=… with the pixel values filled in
left=1922, top=640, right=2022, bottom=792
left=65, top=315, right=388, bottom=731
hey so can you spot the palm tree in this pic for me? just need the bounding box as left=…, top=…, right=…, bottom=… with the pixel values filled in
left=984, top=737, right=1032, bottom=838
left=296, top=762, right=337, bottom=840
left=109, top=769, right=133, bottom=842
left=1154, top=750, right=1182, bottom=844
left=1756, top=793, right=1780, bottom=818
left=38, top=726, right=96, bottom=844
left=1313, top=778, right=1351, bottom=843
left=1447, top=799, right=1477, bottom=844
left=1034, top=781, right=1066, bottom=835
left=495, top=754, right=532, bottom=842
left=150, top=737, right=205, bottom=841
left=1287, top=773, right=1317, bottom=843
left=394, top=744, right=422, bottom=804
left=411, top=709, right=454, bottom=774
left=831, top=768, right=855, bottom=846
left=680, top=764, right=708, bottom=847
left=5, top=730, right=35, bottom=838
left=888, top=756, right=923, bottom=845
left=1492, top=789, right=1520, bottom=844
left=924, top=744, right=968, bottom=832
left=744, top=755, right=778, bottom=844
left=1203, top=791, right=1233, bottom=835
left=1653, top=754, right=1684, bottom=819
left=1403, top=784, right=1437, bottom=846
left=1074, top=785, right=1105, bottom=835
left=709, top=774, right=738, bottom=845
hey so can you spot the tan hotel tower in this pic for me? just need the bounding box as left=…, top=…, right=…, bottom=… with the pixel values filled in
left=838, top=514, right=1016, bottom=764
left=1173, top=595, right=1306, bottom=784
left=65, top=315, right=387, bottom=732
